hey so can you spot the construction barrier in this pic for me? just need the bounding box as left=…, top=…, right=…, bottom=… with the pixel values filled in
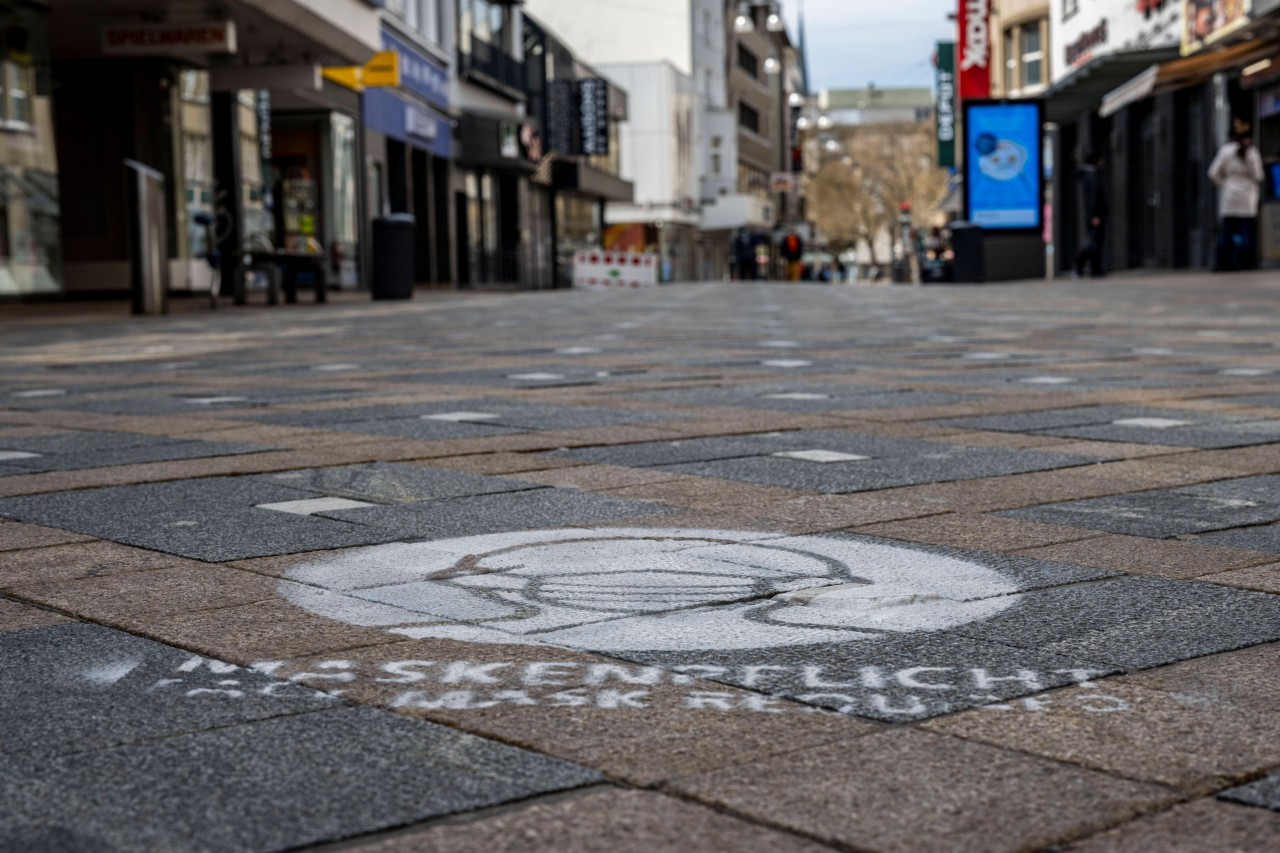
left=573, top=251, right=659, bottom=288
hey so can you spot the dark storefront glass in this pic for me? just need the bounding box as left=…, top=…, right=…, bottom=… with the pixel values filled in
left=0, top=4, right=59, bottom=295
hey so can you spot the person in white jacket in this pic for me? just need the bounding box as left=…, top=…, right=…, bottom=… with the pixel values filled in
left=1209, top=119, right=1266, bottom=271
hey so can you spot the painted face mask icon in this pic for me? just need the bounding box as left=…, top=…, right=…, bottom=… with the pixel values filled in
left=282, top=529, right=1022, bottom=653
left=978, top=138, right=1029, bottom=182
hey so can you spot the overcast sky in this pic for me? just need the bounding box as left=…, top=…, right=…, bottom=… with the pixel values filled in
left=786, top=0, right=956, bottom=92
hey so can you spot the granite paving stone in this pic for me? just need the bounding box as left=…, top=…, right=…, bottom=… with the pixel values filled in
left=318, top=488, right=672, bottom=540
left=0, top=623, right=335, bottom=760
left=0, top=521, right=94, bottom=551
left=347, top=788, right=839, bottom=853
left=953, top=575, right=1280, bottom=669
left=0, top=541, right=212, bottom=589
left=926, top=680, right=1280, bottom=793
left=1017, top=534, right=1273, bottom=580
left=1000, top=492, right=1280, bottom=538
left=1220, top=774, right=1280, bottom=812
left=1071, top=800, right=1280, bottom=851
left=0, top=706, right=599, bottom=853
left=0, top=599, right=72, bottom=632
left=266, top=462, right=542, bottom=503
left=1201, top=562, right=1280, bottom=592
left=665, top=728, right=1174, bottom=853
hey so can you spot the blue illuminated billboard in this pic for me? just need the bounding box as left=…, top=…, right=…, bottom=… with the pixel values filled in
left=963, top=100, right=1043, bottom=231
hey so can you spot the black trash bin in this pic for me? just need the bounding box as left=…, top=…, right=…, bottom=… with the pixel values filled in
left=950, top=222, right=985, bottom=283
left=371, top=214, right=416, bottom=300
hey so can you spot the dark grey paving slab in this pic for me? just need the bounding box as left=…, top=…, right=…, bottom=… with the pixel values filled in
left=1196, top=522, right=1280, bottom=553
left=547, top=434, right=796, bottom=468
left=1048, top=420, right=1280, bottom=449
left=620, top=384, right=975, bottom=411
left=1177, top=476, right=1280, bottom=504
left=1219, top=773, right=1280, bottom=812
left=319, top=488, right=672, bottom=539
left=269, top=462, right=542, bottom=503
left=954, top=576, right=1280, bottom=670
left=0, top=706, right=600, bottom=853
left=658, top=446, right=1091, bottom=494
left=1001, top=493, right=1280, bottom=539
left=0, top=623, right=335, bottom=760
left=601, top=632, right=1115, bottom=722
left=0, top=478, right=402, bottom=561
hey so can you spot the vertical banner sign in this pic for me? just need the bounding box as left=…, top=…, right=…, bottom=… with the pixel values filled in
left=958, top=0, right=991, bottom=99
left=578, top=78, right=610, bottom=156
left=935, top=42, right=957, bottom=169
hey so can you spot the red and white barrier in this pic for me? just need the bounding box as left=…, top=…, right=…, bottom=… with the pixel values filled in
left=573, top=251, right=660, bottom=289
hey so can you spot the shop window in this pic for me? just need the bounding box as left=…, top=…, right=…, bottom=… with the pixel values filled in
left=739, top=102, right=760, bottom=134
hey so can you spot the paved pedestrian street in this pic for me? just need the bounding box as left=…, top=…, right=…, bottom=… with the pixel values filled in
left=4, top=274, right=1280, bottom=852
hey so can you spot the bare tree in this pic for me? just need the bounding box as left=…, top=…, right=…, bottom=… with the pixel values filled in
left=807, top=122, right=950, bottom=275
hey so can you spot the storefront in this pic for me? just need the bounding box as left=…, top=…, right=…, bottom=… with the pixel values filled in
left=454, top=114, right=542, bottom=287
left=364, top=25, right=454, bottom=286
left=0, top=2, right=58, bottom=296
left=30, top=0, right=379, bottom=301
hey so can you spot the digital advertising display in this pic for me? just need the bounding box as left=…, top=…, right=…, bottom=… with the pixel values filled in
left=963, top=100, right=1043, bottom=231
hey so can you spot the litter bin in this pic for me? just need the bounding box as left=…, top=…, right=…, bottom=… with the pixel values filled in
left=371, top=214, right=416, bottom=300
left=950, top=221, right=985, bottom=283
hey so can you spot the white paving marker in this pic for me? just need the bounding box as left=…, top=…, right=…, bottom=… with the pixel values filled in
left=758, top=341, right=800, bottom=348
left=423, top=412, right=501, bottom=422
left=763, top=392, right=832, bottom=400
left=773, top=450, right=871, bottom=463
left=257, top=497, right=379, bottom=516
left=184, top=396, right=250, bottom=405
left=761, top=359, right=812, bottom=368
left=1132, top=347, right=1174, bottom=355
left=508, top=372, right=566, bottom=381
left=1019, top=377, right=1077, bottom=385
left=312, top=363, right=361, bottom=372
left=10, top=389, right=66, bottom=398
left=1220, top=368, right=1272, bottom=377
left=557, top=347, right=601, bottom=355
left=282, top=528, right=1022, bottom=652
left=1112, top=417, right=1192, bottom=429
left=964, top=352, right=1012, bottom=360
left=0, top=451, right=41, bottom=461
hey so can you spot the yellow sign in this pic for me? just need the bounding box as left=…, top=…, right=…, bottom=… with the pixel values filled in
left=322, top=51, right=401, bottom=92
left=363, top=51, right=401, bottom=88
left=322, top=65, right=364, bottom=91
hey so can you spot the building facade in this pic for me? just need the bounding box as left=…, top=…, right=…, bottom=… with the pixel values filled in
left=2, top=0, right=383, bottom=300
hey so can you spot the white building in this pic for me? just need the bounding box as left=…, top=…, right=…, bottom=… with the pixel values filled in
left=1050, top=0, right=1182, bottom=86
left=520, top=0, right=729, bottom=279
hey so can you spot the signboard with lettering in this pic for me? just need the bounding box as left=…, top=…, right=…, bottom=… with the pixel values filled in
left=103, top=22, right=236, bottom=55
left=363, top=88, right=452, bottom=159
left=935, top=42, right=957, bottom=169
left=963, top=100, right=1044, bottom=231
left=1051, top=0, right=1181, bottom=83
left=958, top=0, right=991, bottom=99
left=579, top=78, right=610, bottom=156
left=574, top=251, right=659, bottom=288
left=547, top=80, right=577, bottom=154
left=380, top=28, right=449, bottom=110
left=1183, top=0, right=1254, bottom=55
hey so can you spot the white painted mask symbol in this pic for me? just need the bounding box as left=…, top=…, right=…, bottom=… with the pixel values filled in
left=282, top=529, right=1021, bottom=652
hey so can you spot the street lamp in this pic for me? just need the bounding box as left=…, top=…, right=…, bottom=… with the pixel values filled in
left=733, top=2, right=754, bottom=33
left=765, top=4, right=785, bottom=32
left=764, top=54, right=781, bottom=74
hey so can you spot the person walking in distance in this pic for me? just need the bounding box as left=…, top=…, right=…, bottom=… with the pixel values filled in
left=1074, top=150, right=1107, bottom=279
left=1210, top=119, right=1265, bottom=272
left=782, top=228, right=805, bottom=282
left=731, top=228, right=756, bottom=281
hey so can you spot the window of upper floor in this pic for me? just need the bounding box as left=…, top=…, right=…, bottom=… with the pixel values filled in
left=738, top=101, right=760, bottom=134
left=737, top=44, right=758, bottom=80
left=1003, top=19, right=1048, bottom=97
left=387, top=0, right=446, bottom=46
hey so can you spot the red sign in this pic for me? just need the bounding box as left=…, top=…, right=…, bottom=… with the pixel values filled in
left=958, top=0, right=991, bottom=99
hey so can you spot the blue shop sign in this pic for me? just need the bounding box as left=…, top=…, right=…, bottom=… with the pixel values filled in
left=365, top=88, right=453, bottom=159
left=381, top=28, right=449, bottom=111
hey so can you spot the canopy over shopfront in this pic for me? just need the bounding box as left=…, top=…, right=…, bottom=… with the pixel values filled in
left=1042, top=47, right=1181, bottom=123
left=1101, top=36, right=1280, bottom=118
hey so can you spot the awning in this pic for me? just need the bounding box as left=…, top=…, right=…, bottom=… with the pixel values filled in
left=1100, top=37, right=1280, bottom=118
left=1043, top=47, right=1181, bottom=123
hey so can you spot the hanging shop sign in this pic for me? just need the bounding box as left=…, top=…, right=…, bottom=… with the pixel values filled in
left=1183, top=0, right=1254, bottom=56
left=958, top=0, right=991, bottom=99
left=935, top=42, right=957, bottom=169
left=963, top=99, right=1045, bottom=231
left=364, top=88, right=452, bottom=159
left=102, top=21, right=236, bottom=55
left=323, top=51, right=401, bottom=92
left=578, top=78, right=611, bottom=156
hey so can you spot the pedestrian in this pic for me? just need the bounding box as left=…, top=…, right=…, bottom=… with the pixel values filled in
left=781, top=229, right=805, bottom=282
left=1074, top=150, right=1107, bottom=279
left=1209, top=119, right=1266, bottom=272
left=731, top=228, right=755, bottom=281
